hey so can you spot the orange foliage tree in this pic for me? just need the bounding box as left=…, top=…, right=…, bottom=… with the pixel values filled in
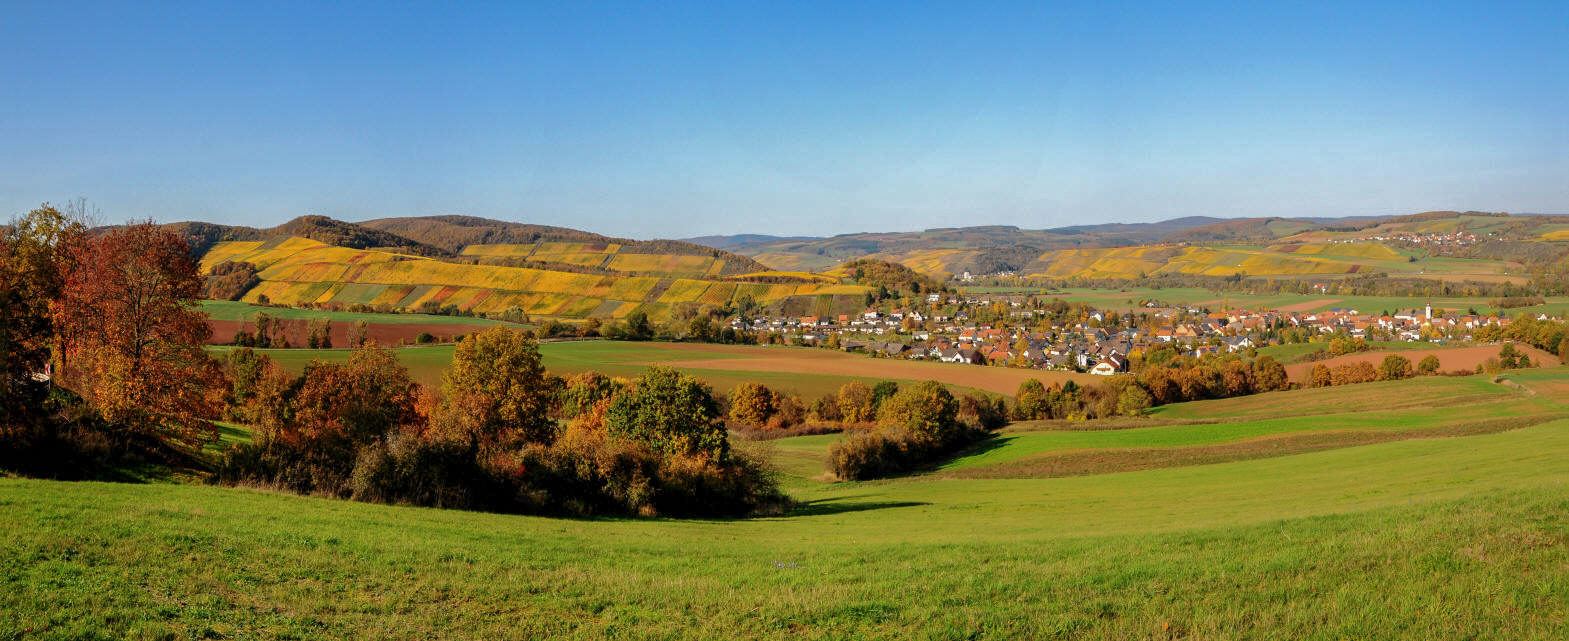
left=431, top=327, right=557, bottom=447
left=52, top=222, right=221, bottom=448
left=1, top=205, right=85, bottom=425
left=279, top=347, right=420, bottom=457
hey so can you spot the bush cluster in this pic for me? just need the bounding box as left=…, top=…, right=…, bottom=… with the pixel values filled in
left=826, top=381, right=991, bottom=481
left=214, top=329, right=786, bottom=517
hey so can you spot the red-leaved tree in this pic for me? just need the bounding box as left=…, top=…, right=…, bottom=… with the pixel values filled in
left=53, top=222, right=221, bottom=448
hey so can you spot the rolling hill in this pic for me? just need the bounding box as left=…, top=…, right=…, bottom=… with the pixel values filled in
left=199, top=234, right=868, bottom=320
left=361, top=215, right=771, bottom=278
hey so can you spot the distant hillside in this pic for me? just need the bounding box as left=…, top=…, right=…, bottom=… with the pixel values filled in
left=1162, top=217, right=1318, bottom=244
left=730, top=219, right=1239, bottom=276
left=361, top=215, right=771, bottom=277
left=164, top=216, right=447, bottom=257
left=197, top=235, right=868, bottom=320
left=1047, top=216, right=1226, bottom=242
left=682, top=234, right=823, bottom=250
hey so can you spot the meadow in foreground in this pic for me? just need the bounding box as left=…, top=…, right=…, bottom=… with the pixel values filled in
left=4, top=371, right=1568, bottom=640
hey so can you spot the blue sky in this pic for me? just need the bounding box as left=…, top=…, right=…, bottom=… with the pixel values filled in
left=2, top=2, right=1565, bottom=238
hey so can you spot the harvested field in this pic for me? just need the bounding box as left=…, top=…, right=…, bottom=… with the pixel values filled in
left=619, top=343, right=1095, bottom=395
left=1275, top=298, right=1340, bottom=312
left=1283, top=344, right=1561, bottom=381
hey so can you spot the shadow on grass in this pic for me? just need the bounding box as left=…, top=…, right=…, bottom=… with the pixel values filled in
left=945, top=433, right=1012, bottom=463
left=786, top=497, right=929, bottom=517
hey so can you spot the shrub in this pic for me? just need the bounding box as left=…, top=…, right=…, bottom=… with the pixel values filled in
left=828, top=379, right=984, bottom=480
left=1378, top=354, right=1415, bottom=381
left=606, top=366, right=728, bottom=461
left=958, top=393, right=1008, bottom=430
left=416, top=332, right=436, bottom=344
left=826, top=430, right=919, bottom=481
left=1417, top=354, right=1441, bottom=375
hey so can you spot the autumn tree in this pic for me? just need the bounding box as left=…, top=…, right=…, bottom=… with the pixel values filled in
left=606, top=366, right=728, bottom=461
left=836, top=382, right=876, bottom=423
left=1309, top=363, right=1333, bottom=388
left=1330, top=361, right=1378, bottom=386
left=432, top=326, right=557, bottom=446
left=348, top=320, right=369, bottom=348
left=279, top=347, right=419, bottom=456
left=1378, top=354, right=1414, bottom=381
left=1253, top=355, right=1289, bottom=392
left=877, top=380, right=959, bottom=444
left=870, top=380, right=900, bottom=408
left=810, top=394, right=843, bottom=422
left=1417, top=354, right=1441, bottom=376
left=1013, top=379, right=1049, bottom=420
left=306, top=319, right=332, bottom=349
left=558, top=371, right=622, bottom=419
left=728, top=381, right=780, bottom=427
left=223, top=347, right=273, bottom=409
left=1138, top=365, right=1179, bottom=404
left=1116, top=385, right=1153, bottom=416
left=53, top=222, right=221, bottom=448
left=0, top=205, right=85, bottom=426
left=1220, top=360, right=1254, bottom=397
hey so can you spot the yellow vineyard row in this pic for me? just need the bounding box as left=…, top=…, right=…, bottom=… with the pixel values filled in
left=204, top=237, right=865, bottom=317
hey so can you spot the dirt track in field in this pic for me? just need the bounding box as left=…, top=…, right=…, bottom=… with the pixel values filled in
left=628, top=344, right=1097, bottom=395
left=1283, top=344, right=1561, bottom=381
left=943, top=415, right=1554, bottom=480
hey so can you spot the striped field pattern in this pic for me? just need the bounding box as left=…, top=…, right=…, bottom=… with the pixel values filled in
left=1024, top=245, right=1385, bottom=279
left=201, top=237, right=865, bottom=318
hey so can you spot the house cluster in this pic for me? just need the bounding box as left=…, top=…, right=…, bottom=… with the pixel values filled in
left=730, top=305, right=1258, bottom=375
left=1281, top=305, right=1511, bottom=341
left=1353, top=232, right=1484, bottom=247
left=727, top=299, right=1534, bottom=376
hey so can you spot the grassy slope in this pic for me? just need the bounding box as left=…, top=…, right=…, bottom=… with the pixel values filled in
left=7, top=370, right=1569, bottom=639
left=4, top=423, right=1567, bottom=639
left=1256, top=340, right=1461, bottom=362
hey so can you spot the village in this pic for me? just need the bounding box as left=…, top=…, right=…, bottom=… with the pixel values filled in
left=728, top=295, right=1529, bottom=375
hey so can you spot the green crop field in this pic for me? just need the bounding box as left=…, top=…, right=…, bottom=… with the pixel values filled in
left=5, top=369, right=1569, bottom=639
left=1255, top=339, right=1458, bottom=362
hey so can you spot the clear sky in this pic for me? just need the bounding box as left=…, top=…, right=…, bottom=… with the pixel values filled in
left=2, top=1, right=1566, bottom=238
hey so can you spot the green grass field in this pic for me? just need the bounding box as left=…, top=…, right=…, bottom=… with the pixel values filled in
left=1256, top=339, right=1459, bottom=362
left=7, top=366, right=1569, bottom=638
